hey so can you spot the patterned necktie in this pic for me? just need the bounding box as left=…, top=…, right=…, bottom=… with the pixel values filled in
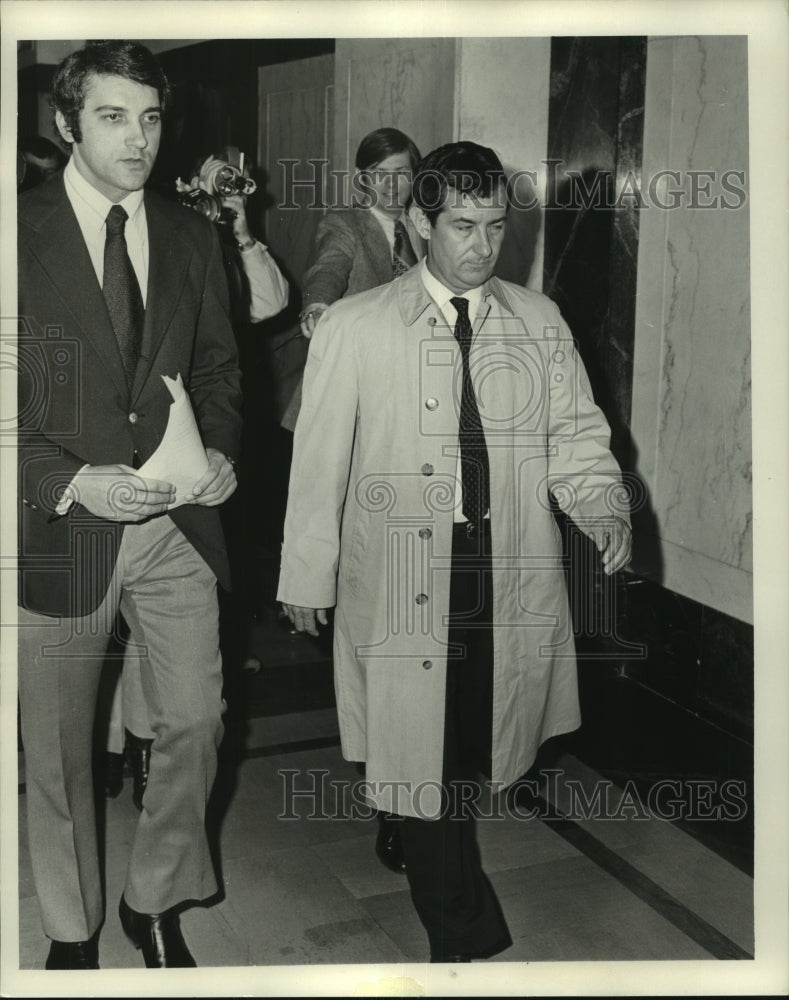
left=392, top=219, right=417, bottom=277
left=103, top=204, right=144, bottom=385
left=450, top=297, right=490, bottom=524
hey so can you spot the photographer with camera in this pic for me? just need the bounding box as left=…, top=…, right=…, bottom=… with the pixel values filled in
left=101, top=145, right=289, bottom=816
left=177, top=148, right=288, bottom=324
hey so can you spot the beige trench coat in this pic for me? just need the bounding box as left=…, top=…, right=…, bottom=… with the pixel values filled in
left=278, top=264, right=628, bottom=819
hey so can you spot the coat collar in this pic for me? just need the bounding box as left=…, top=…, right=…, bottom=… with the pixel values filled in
left=396, top=259, right=515, bottom=326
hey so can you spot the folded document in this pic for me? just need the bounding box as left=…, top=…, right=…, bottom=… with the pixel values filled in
left=138, top=373, right=209, bottom=509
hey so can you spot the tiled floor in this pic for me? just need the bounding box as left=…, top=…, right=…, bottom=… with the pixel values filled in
left=14, top=612, right=757, bottom=984
left=17, top=724, right=754, bottom=971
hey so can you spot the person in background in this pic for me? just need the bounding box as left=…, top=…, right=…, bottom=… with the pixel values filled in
left=101, top=149, right=289, bottom=808
left=287, top=126, right=425, bottom=876
left=278, top=141, right=631, bottom=962
left=299, top=126, right=423, bottom=336
left=188, top=151, right=289, bottom=325
left=18, top=134, right=66, bottom=191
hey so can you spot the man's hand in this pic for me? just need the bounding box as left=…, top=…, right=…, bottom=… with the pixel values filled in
left=223, top=192, right=252, bottom=244
left=183, top=448, right=237, bottom=506
left=280, top=604, right=328, bottom=637
left=69, top=465, right=175, bottom=522
left=299, top=303, right=328, bottom=339
left=586, top=516, right=632, bottom=575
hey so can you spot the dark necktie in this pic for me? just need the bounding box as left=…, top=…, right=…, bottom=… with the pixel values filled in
left=103, top=204, right=144, bottom=385
left=450, top=296, right=490, bottom=524
left=393, top=219, right=417, bottom=277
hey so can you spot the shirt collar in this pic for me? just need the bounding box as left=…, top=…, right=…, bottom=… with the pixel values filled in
left=369, top=205, right=407, bottom=236
left=419, top=258, right=484, bottom=314
left=64, top=156, right=145, bottom=231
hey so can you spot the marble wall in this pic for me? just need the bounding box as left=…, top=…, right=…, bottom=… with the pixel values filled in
left=456, top=37, right=551, bottom=290
left=332, top=37, right=456, bottom=177
left=631, top=36, right=752, bottom=624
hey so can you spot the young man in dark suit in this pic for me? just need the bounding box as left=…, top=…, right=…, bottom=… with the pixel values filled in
left=17, top=40, right=242, bottom=969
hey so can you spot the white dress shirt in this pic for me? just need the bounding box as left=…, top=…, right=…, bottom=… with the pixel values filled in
left=56, top=158, right=149, bottom=514
left=63, top=156, right=149, bottom=303
left=419, top=259, right=487, bottom=523
left=238, top=240, right=289, bottom=322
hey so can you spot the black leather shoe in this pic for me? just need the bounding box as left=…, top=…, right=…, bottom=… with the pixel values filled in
left=124, top=729, right=153, bottom=812
left=375, top=812, right=407, bottom=874
left=45, top=937, right=99, bottom=969
left=119, top=895, right=196, bottom=968
left=430, top=935, right=512, bottom=963
left=102, top=751, right=125, bottom=799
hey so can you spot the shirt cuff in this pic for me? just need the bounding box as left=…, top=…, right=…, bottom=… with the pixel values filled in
left=239, top=238, right=267, bottom=254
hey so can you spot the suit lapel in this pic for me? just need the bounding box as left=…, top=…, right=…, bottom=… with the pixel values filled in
left=131, top=194, right=192, bottom=404
left=357, top=210, right=395, bottom=286
left=28, top=188, right=130, bottom=402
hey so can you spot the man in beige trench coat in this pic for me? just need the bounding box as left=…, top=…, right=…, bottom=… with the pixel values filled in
left=278, top=141, right=631, bottom=962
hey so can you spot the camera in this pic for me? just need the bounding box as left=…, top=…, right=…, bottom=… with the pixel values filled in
left=175, top=146, right=257, bottom=224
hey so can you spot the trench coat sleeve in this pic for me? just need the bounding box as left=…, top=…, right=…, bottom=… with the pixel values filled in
left=545, top=312, right=629, bottom=526
left=277, top=304, right=361, bottom=609
left=301, top=212, right=357, bottom=309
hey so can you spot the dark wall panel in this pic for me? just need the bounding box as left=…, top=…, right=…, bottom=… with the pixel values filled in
left=543, top=36, right=646, bottom=465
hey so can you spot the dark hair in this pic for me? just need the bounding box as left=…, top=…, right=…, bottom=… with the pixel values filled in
left=51, top=40, right=170, bottom=144
left=411, top=141, right=509, bottom=225
left=19, top=135, right=66, bottom=163
left=355, top=127, right=421, bottom=173
left=18, top=135, right=67, bottom=191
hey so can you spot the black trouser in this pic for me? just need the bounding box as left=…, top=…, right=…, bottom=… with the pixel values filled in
left=399, top=521, right=512, bottom=960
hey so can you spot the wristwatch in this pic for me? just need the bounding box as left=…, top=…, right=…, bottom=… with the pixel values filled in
left=236, top=236, right=256, bottom=252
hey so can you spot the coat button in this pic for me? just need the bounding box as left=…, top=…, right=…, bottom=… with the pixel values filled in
left=425, top=397, right=439, bottom=411
left=419, top=527, right=432, bottom=540
left=421, top=463, right=434, bottom=476
left=415, top=593, right=428, bottom=605
left=422, top=660, right=433, bottom=670
left=427, top=316, right=437, bottom=326
left=128, top=412, right=138, bottom=424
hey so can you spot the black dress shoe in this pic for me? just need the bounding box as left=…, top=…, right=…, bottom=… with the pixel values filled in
left=45, top=937, right=99, bottom=969
left=119, top=895, right=196, bottom=968
left=124, top=729, right=153, bottom=812
left=102, top=751, right=125, bottom=799
left=375, top=812, right=407, bottom=874
left=430, top=935, right=512, bottom=963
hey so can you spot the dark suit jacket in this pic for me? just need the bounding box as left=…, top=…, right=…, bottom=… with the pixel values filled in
left=301, top=207, right=424, bottom=310
left=17, top=176, right=243, bottom=618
